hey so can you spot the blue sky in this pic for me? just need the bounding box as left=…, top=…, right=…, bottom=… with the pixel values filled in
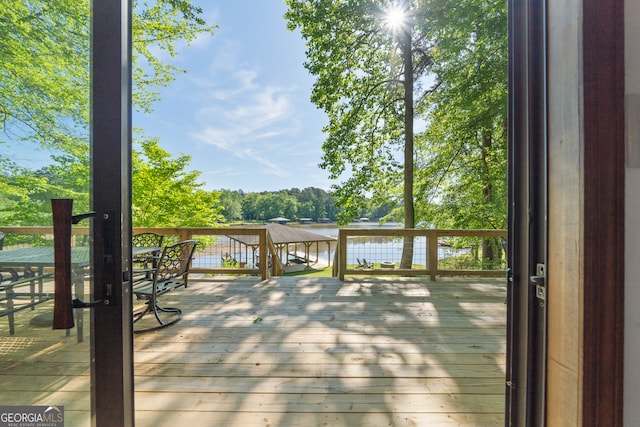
left=133, top=0, right=332, bottom=193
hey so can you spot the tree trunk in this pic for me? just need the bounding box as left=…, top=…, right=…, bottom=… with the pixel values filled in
left=400, top=28, right=414, bottom=270
left=480, top=128, right=500, bottom=267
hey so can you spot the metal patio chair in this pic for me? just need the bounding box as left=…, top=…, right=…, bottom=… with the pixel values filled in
left=132, top=240, right=197, bottom=333
left=132, top=232, right=165, bottom=280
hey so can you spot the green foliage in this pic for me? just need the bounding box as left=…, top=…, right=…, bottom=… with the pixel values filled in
left=287, top=187, right=340, bottom=221
left=285, top=0, right=508, bottom=236
left=285, top=0, right=414, bottom=224
left=0, top=151, right=89, bottom=226
left=219, top=190, right=244, bottom=222
left=229, top=187, right=341, bottom=223
left=1, top=0, right=216, bottom=147
left=132, top=138, right=223, bottom=227
left=240, top=191, right=297, bottom=221
left=132, top=0, right=217, bottom=113
left=414, top=0, right=508, bottom=231
left=0, top=0, right=216, bottom=227
left=0, top=0, right=91, bottom=150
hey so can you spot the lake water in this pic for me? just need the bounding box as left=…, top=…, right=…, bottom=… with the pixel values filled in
left=290, top=222, right=467, bottom=266
left=192, top=222, right=468, bottom=269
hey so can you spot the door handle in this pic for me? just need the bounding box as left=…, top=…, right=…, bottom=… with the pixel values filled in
left=52, top=199, right=75, bottom=329
left=52, top=199, right=114, bottom=330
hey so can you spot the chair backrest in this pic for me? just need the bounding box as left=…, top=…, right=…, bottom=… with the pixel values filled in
left=0, top=231, right=4, bottom=250
left=132, top=233, right=165, bottom=264
left=154, top=240, right=198, bottom=283
left=132, top=232, right=164, bottom=248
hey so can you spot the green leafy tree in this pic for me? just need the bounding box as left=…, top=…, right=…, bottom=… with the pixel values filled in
left=0, top=0, right=216, bottom=226
left=285, top=0, right=432, bottom=267
left=286, top=0, right=508, bottom=265
left=296, top=187, right=337, bottom=221
left=1, top=0, right=215, bottom=149
left=414, top=0, right=507, bottom=263
left=297, top=200, right=316, bottom=219
left=241, top=193, right=261, bottom=221
left=132, top=138, right=223, bottom=227
left=255, top=192, right=298, bottom=221
left=0, top=1, right=91, bottom=151
left=219, top=189, right=244, bottom=222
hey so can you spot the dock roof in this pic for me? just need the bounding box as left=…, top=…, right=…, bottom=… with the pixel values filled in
left=227, top=223, right=335, bottom=246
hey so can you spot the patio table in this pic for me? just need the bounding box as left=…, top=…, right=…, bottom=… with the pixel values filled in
left=0, top=246, right=160, bottom=340
left=0, top=246, right=89, bottom=339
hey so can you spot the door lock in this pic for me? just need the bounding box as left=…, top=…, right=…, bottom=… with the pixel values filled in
left=530, top=263, right=546, bottom=305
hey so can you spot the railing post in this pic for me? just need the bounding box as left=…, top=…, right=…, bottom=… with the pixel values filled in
left=428, top=231, right=439, bottom=281
left=338, top=229, right=347, bottom=280
left=178, top=229, right=190, bottom=242
left=259, top=228, right=268, bottom=280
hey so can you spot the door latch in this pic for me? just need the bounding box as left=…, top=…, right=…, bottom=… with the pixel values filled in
left=530, top=263, right=546, bottom=306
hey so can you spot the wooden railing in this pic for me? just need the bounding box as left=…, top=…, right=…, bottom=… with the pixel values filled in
left=333, top=228, right=507, bottom=281
left=1, top=226, right=506, bottom=281
left=0, top=226, right=283, bottom=280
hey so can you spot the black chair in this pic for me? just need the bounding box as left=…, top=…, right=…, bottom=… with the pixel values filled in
left=132, top=232, right=164, bottom=279
left=132, top=232, right=164, bottom=247
left=132, top=240, right=197, bottom=333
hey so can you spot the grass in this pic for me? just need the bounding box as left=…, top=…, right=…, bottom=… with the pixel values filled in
left=439, top=253, right=506, bottom=270
left=284, top=267, right=333, bottom=277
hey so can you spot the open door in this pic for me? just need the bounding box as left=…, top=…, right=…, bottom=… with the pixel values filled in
left=52, top=1, right=134, bottom=425
left=0, top=2, right=133, bottom=426
left=89, top=1, right=135, bottom=425
left=505, top=0, right=548, bottom=425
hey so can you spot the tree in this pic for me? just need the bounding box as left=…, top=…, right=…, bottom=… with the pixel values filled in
left=132, top=137, right=223, bottom=227
left=285, top=0, right=432, bottom=267
left=291, top=187, right=338, bottom=221
left=0, top=0, right=216, bottom=226
left=1, top=0, right=215, bottom=149
left=255, top=192, right=298, bottom=221
left=413, top=0, right=508, bottom=264
left=286, top=0, right=508, bottom=266
left=219, top=190, right=244, bottom=223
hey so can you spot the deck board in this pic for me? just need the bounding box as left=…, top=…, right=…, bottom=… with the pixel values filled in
left=0, top=275, right=506, bottom=426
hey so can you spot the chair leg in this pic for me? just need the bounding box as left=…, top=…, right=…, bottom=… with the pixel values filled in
left=5, top=288, right=15, bottom=335
left=133, top=298, right=182, bottom=333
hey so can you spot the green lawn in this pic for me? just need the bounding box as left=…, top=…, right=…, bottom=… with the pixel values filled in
left=284, top=267, right=333, bottom=277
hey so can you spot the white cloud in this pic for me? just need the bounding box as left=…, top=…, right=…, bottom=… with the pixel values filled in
left=184, top=27, right=324, bottom=184
left=190, top=59, right=304, bottom=179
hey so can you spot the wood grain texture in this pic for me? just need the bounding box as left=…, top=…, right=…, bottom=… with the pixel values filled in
left=581, top=0, right=625, bottom=424
left=0, top=275, right=506, bottom=426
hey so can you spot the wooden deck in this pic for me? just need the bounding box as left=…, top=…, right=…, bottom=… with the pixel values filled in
left=0, top=275, right=506, bottom=426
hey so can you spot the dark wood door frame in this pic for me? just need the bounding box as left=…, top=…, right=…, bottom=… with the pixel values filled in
left=581, top=0, right=625, bottom=423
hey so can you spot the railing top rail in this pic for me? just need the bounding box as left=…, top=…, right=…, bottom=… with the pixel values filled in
left=131, top=227, right=268, bottom=236
left=0, top=226, right=269, bottom=236
left=337, top=228, right=506, bottom=237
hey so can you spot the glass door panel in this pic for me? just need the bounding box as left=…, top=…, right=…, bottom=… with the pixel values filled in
left=0, top=1, right=93, bottom=424
left=2, top=2, right=133, bottom=425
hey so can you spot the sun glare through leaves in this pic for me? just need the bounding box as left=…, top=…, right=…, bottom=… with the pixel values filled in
left=383, top=2, right=409, bottom=34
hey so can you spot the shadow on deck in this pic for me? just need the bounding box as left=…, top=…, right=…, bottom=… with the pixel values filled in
left=0, top=275, right=506, bottom=426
